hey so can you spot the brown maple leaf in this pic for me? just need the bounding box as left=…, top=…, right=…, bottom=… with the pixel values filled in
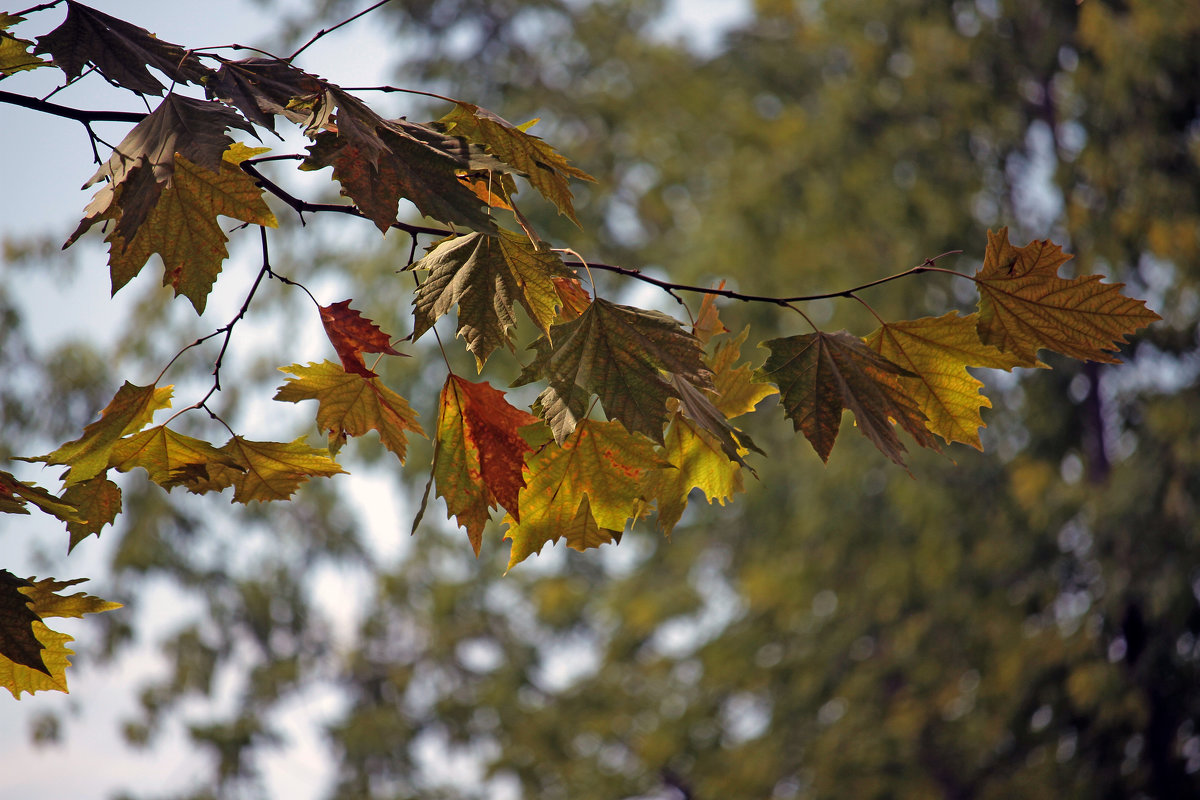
left=319, top=300, right=403, bottom=378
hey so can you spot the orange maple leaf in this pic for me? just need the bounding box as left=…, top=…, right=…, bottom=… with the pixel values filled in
left=319, top=300, right=402, bottom=378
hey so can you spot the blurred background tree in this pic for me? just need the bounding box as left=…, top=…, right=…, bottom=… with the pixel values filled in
left=4, top=1, right=1198, bottom=798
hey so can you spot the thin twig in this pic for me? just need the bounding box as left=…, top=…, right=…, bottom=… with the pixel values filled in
left=289, top=0, right=395, bottom=61
left=13, top=0, right=62, bottom=17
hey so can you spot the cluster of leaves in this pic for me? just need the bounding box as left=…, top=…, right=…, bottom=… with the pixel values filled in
left=0, top=1, right=1159, bottom=697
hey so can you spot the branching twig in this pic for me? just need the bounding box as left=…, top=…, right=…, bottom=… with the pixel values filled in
left=288, top=0, right=395, bottom=61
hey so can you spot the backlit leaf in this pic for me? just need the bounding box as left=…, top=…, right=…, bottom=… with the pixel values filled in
left=319, top=300, right=403, bottom=378
left=435, top=102, right=596, bottom=224
left=648, top=416, right=745, bottom=538
left=974, top=227, right=1161, bottom=365
left=0, top=572, right=121, bottom=699
left=89, top=145, right=277, bottom=314
left=25, top=382, right=172, bottom=485
left=515, top=298, right=712, bottom=443
left=709, top=326, right=778, bottom=419
left=756, top=330, right=938, bottom=468
left=503, top=420, right=666, bottom=569
left=0, top=14, right=48, bottom=77
left=0, top=469, right=82, bottom=524
left=412, top=230, right=574, bottom=369
left=60, top=476, right=122, bottom=552
left=274, top=361, right=424, bottom=460
left=552, top=276, right=591, bottom=322
left=428, top=375, right=539, bottom=555
left=0, top=571, right=46, bottom=676
left=34, top=0, right=210, bottom=94
left=864, top=312, right=1024, bottom=449
left=196, top=437, right=346, bottom=504
left=108, top=425, right=242, bottom=489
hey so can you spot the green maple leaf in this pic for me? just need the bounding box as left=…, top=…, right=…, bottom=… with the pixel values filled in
left=274, top=361, right=424, bottom=460
left=34, top=0, right=211, bottom=94
left=411, top=230, right=574, bottom=369
left=191, top=437, right=346, bottom=504
left=648, top=416, right=746, bottom=538
left=434, top=102, right=596, bottom=224
left=864, top=312, right=1025, bottom=449
left=502, top=420, right=666, bottom=569
left=0, top=13, right=49, bottom=77
left=24, top=382, right=173, bottom=485
left=60, top=476, right=122, bottom=552
left=974, top=227, right=1161, bottom=366
left=420, top=375, right=540, bottom=555
left=756, top=330, right=939, bottom=468
left=515, top=298, right=712, bottom=444
left=0, top=571, right=121, bottom=699
left=75, top=144, right=278, bottom=314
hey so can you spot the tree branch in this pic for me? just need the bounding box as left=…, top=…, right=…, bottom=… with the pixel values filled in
left=288, top=0, right=396, bottom=61
left=0, top=90, right=147, bottom=123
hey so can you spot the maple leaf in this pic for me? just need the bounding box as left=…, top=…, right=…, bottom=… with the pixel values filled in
left=24, top=382, right=173, bottom=485
left=502, top=420, right=666, bottom=569
left=319, top=300, right=403, bottom=378
left=0, top=14, right=49, bottom=77
left=974, top=227, right=1161, bottom=366
left=0, top=571, right=121, bottom=699
left=74, top=95, right=253, bottom=218
left=301, top=89, right=501, bottom=232
left=77, top=144, right=278, bottom=314
left=34, top=0, right=211, bottom=94
left=191, top=437, right=346, bottom=504
left=434, top=102, right=596, bottom=224
left=0, top=571, right=47, bottom=676
left=421, top=375, right=540, bottom=555
left=552, top=276, right=591, bottom=322
left=515, top=298, right=712, bottom=443
left=0, top=469, right=82, bottom=525
left=864, top=312, right=1025, bottom=449
left=709, top=326, right=778, bottom=419
left=756, top=330, right=939, bottom=468
left=274, top=361, right=424, bottom=460
left=647, top=416, right=746, bottom=538
left=411, top=230, right=574, bottom=368
left=692, top=286, right=730, bottom=346
left=207, top=57, right=322, bottom=132
left=668, top=373, right=761, bottom=469
left=107, top=424, right=243, bottom=488
left=60, top=476, right=122, bottom=552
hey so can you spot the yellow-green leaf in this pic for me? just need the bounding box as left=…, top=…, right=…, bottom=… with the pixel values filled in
left=198, top=437, right=346, bottom=504
left=108, top=425, right=242, bottom=489
left=503, top=420, right=666, bottom=569
left=434, top=102, right=596, bottom=225
left=26, top=382, right=172, bottom=485
left=274, top=361, right=424, bottom=460
left=0, top=572, right=121, bottom=699
left=411, top=229, right=574, bottom=369
left=864, top=312, right=1025, bottom=449
left=648, top=416, right=745, bottom=538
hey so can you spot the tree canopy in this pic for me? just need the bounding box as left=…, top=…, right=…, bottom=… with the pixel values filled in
left=2, top=1, right=1197, bottom=798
